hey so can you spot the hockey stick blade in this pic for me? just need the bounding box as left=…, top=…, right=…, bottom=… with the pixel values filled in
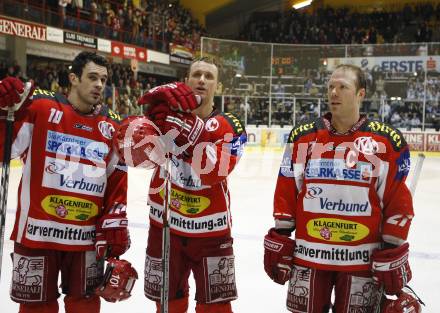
left=409, top=153, right=425, bottom=196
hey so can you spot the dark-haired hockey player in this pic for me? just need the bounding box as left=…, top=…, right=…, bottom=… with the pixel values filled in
left=0, top=51, right=129, bottom=313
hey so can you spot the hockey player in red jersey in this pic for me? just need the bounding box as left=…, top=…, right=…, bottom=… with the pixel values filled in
left=0, top=52, right=129, bottom=313
left=115, top=57, right=246, bottom=313
left=264, top=64, right=414, bottom=312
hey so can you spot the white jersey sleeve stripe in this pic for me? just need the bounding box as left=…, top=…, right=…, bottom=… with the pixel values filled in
left=16, top=142, right=33, bottom=243
left=11, top=122, right=33, bottom=159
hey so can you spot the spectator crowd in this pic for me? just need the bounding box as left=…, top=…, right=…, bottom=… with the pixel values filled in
left=239, top=3, right=440, bottom=45
left=0, top=59, right=173, bottom=118
left=1, top=1, right=440, bottom=130
left=2, top=0, right=206, bottom=52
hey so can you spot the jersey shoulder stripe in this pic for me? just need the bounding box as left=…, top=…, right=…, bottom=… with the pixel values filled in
left=32, top=89, right=69, bottom=105
left=97, top=105, right=122, bottom=123
left=219, top=112, right=245, bottom=135
left=288, top=118, right=318, bottom=143
left=363, top=120, right=407, bottom=151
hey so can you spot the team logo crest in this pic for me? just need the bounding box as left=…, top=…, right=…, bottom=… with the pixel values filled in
left=319, top=226, right=332, bottom=240
left=205, top=118, right=219, bottom=132
left=354, top=137, right=379, bottom=155
left=98, top=121, right=115, bottom=139
left=56, top=205, right=68, bottom=218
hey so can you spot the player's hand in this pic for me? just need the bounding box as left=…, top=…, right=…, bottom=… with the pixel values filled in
left=371, top=242, right=412, bottom=295
left=264, top=228, right=295, bottom=285
left=148, top=103, right=210, bottom=156
left=95, top=204, right=130, bottom=260
left=138, top=82, right=200, bottom=113
left=0, top=78, right=34, bottom=111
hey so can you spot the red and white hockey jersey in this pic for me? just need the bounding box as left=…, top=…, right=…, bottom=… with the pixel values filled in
left=274, top=113, right=413, bottom=272
left=147, top=111, right=247, bottom=237
left=0, top=89, right=127, bottom=251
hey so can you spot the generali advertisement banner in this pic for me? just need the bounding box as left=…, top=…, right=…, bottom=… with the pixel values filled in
left=0, top=17, right=46, bottom=41
left=111, top=41, right=146, bottom=62
left=246, top=126, right=440, bottom=152
left=326, top=56, right=440, bottom=73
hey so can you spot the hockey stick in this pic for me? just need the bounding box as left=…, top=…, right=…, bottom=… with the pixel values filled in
left=374, top=152, right=425, bottom=313
left=409, top=153, right=425, bottom=195
left=160, top=153, right=172, bottom=313
left=0, top=82, right=33, bottom=282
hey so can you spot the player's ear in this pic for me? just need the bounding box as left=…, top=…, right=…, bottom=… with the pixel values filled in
left=358, top=88, right=366, bottom=98
left=69, top=73, right=79, bottom=86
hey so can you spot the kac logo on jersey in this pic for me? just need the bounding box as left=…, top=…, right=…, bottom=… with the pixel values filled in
left=98, top=121, right=115, bottom=139
left=354, top=137, right=379, bottom=155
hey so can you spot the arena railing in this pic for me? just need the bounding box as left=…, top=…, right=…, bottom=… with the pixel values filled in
left=0, top=0, right=170, bottom=52
left=203, top=37, right=440, bottom=135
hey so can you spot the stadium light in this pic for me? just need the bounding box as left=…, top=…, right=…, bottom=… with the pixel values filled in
left=292, top=0, right=313, bottom=10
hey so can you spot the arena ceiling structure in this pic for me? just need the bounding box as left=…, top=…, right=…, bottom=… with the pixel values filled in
left=182, top=0, right=440, bottom=37
left=180, top=0, right=234, bottom=26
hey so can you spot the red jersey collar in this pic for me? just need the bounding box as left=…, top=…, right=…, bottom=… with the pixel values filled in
left=322, top=112, right=367, bottom=135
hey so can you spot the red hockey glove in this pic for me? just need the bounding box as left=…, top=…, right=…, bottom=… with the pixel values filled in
left=0, top=78, right=34, bottom=111
left=95, top=258, right=138, bottom=302
left=113, top=116, right=166, bottom=168
left=264, top=228, right=295, bottom=285
left=138, top=82, right=200, bottom=113
left=96, top=204, right=130, bottom=260
left=371, top=242, right=412, bottom=295
left=381, top=289, right=423, bottom=313
left=149, top=104, right=209, bottom=156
